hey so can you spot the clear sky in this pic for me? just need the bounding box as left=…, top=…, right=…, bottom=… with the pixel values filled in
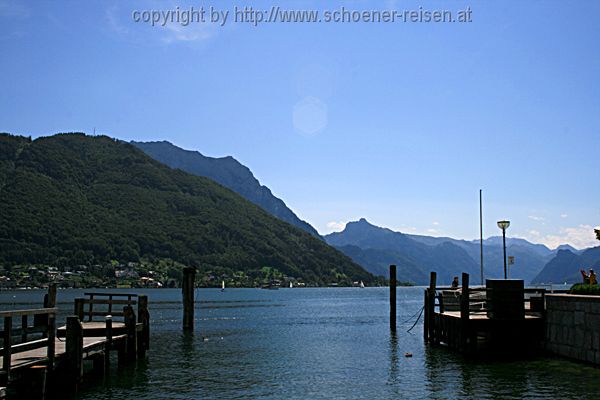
left=1, top=0, right=599, bottom=249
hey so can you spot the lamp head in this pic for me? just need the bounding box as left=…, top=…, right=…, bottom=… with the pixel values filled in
left=497, top=220, right=510, bottom=230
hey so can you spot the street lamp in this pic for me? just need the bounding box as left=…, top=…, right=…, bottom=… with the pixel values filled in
left=497, top=220, right=510, bottom=279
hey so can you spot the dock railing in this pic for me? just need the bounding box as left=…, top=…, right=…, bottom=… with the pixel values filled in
left=67, top=293, right=149, bottom=359
left=424, top=271, right=569, bottom=353
left=0, top=307, right=57, bottom=384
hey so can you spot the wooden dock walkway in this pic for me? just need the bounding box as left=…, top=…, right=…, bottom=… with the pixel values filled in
left=424, top=272, right=549, bottom=355
left=0, top=287, right=150, bottom=398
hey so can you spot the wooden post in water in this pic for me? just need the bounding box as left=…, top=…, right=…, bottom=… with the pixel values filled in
left=47, top=313, right=56, bottom=372
left=105, top=315, right=113, bottom=372
left=124, top=306, right=137, bottom=362
left=74, top=298, right=84, bottom=321
left=35, top=283, right=57, bottom=331
left=66, top=316, right=83, bottom=382
left=423, top=289, right=429, bottom=342
left=460, top=272, right=470, bottom=352
left=137, top=295, right=149, bottom=358
left=427, top=272, right=437, bottom=343
left=2, top=316, right=12, bottom=384
left=46, top=284, right=57, bottom=308
left=389, top=265, right=397, bottom=332
left=182, top=267, right=196, bottom=331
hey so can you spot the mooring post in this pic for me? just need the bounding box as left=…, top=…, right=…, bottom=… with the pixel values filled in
left=389, top=265, right=397, bottom=331
left=427, top=272, right=437, bottom=343
left=423, top=289, right=429, bottom=342
left=105, top=315, right=112, bottom=372
left=460, top=272, right=470, bottom=352
left=182, top=267, right=196, bottom=331
left=47, top=312, right=56, bottom=372
left=66, top=316, right=83, bottom=382
left=35, top=283, right=57, bottom=331
left=124, top=306, right=137, bottom=362
left=74, top=298, right=84, bottom=321
left=2, top=316, right=13, bottom=384
left=137, top=295, right=149, bottom=358
left=46, top=283, right=57, bottom=308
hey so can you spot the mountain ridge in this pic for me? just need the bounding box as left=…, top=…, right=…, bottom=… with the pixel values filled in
left=131, top=140, right=320, bottom=237
left=532, top=246, right=600, bottom=284
left=325, top=219, right=558, bottom=283
left=325, top=218, right=481, bottom=284
left=0, top=133, right=374, bottom=286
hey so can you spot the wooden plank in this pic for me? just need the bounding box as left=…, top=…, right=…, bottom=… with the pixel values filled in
left=0, top=335, right=128, bottom=375
left=0, top=308, right=57, bottom=318
left=84, top=293, right=138, bottom=298
left=84, top=311, right=125, bottom=317
left=80, top=299, right=137, bottom=305
left=5, top=338, right=47, bottom=354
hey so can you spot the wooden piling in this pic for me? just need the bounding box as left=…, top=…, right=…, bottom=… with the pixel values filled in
left=389, top=265, right=397, bottom=331
left=426, top=272, right=436, bottom=343
left=137, top=295, right=149, bottom=358
left=105, top=315, right=113, bottom=372
left=46, top=284, right=57, bottom=308
left=423, top=289, right=429, bottom=342
left=66, top=316, right=83, bottom=382
left=182, top=267, right=196, bottom=331
left=74, top=298, right=84, bottom=321
left=47, top=313, right=55, bottom=371
left=123, top=306, right=137, bottom=362
left=460, top=272, right=470, bottom=352
left=35, top=284, right=57, bottom=331
left=3, top=316, right=12, bottom=383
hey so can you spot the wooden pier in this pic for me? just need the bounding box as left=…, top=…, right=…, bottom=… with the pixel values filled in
left=424, top=272, right=549, bottom=355
left=0, top=287, right=150, bottom=399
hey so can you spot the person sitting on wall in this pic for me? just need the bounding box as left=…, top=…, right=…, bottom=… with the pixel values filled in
left=589, top=268, right=597, bottom=285
left=451, top=276, right=459, bottom=289
left=581, top=269, right=590, bottom=284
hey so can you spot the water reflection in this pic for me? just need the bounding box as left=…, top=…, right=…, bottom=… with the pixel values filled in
left=423, top=344, right=600, bottom=400
left=387, top=330, right=399, bottom=386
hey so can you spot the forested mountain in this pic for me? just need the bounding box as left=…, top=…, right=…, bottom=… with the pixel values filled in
left=132, top=141, right=320, bottom=237
left=0, top=133, right=374, bottom=286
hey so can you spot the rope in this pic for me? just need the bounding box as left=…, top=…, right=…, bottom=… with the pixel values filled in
left=402, top=305, right=425, bottom=324
left=407, top=305, right=425, bottom=333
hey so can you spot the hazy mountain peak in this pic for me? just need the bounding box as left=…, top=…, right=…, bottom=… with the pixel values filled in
left=132, top=140, right=320, bottom=237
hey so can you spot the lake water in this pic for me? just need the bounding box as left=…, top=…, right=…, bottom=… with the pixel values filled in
left=1, top=287, right=599, bottom=399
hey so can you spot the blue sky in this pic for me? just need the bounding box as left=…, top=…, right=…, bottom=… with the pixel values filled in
left=1, top=0, right=599, bottom=248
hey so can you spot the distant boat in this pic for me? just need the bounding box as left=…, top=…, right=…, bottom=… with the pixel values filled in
left=221, top=280, right=225, bottom=292
left=289, top=282, right=293, bottom=288
left=360, top=281, right=365, bottom=288
left=261, top=283, right=279, bottom=290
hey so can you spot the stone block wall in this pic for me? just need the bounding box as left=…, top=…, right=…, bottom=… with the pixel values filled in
left=545, top=294, right=600, bottom=364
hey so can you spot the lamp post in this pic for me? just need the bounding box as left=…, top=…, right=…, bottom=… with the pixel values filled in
left=497, top=220, right=510, bottom=279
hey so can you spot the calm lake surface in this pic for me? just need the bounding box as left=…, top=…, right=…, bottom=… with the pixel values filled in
left=1, top=287, right=599, bottom=399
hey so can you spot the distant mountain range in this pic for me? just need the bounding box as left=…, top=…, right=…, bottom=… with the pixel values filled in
left=324, top=219, right=481, bottom=285
left=0, top=133, right=374, bottom=285
left=132, top=140, right=596, bottom=285
left=407, top=233, right=555, bottom=283
left=132, top=141, right=320, bottom=237
left=324, top=218, right=571, bottom=285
